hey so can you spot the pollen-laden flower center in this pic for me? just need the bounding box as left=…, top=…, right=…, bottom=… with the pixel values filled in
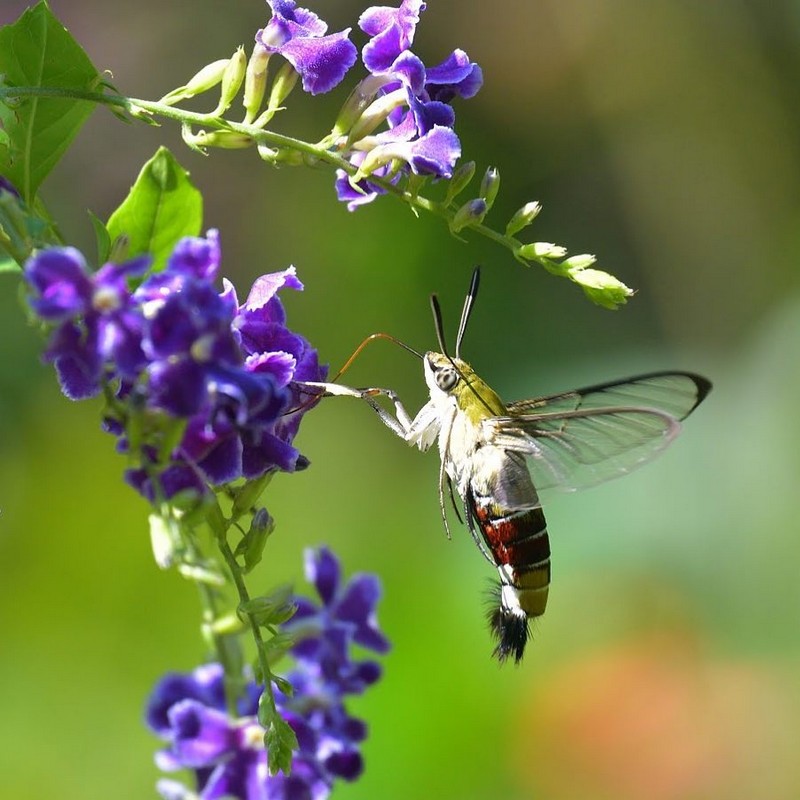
left=259, top=25, right=288, bottom=49
left=242, top=720, right=266, bottom=750
left=141, top=298, right=164, bottom=320
left=92, top=285, right=123, bottom=313
left=190, top=333, right=217, bottom=363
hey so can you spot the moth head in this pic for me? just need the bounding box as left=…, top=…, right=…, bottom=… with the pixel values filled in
left=424, top=352, right=473, bottom=396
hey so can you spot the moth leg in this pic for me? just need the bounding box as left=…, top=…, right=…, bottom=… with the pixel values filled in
left=446, top=474, right=464, bottom=525
left=437, top=459, right=453, bottom=540
left=463, top=489, right=496, bottom=566
left=297, top=381, right=413, bottom=441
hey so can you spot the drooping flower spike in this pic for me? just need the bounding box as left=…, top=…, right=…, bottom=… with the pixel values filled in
left=147, top=547, right=389, bottom=800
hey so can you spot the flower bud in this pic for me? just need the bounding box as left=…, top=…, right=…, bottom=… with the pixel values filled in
left=479, top=166, right=500, bottom=210
left=178, top=563, right=227, bottom=586
left=352, top=145, right=398, bottom=182
left=207, top=613, right=246, bottom=636
left=149, top=513, right=176, bottom=569
left=331, top=74, right=394, bottom=137
left=257, top=145, right=305, bottom=166
left=517, top=241, right=568, bottom=260
left=212, top=47, right=247, bottom=116
left=346, top=87, right=406, bottom=145
left=183, top=129, right=254, bottom=150
left=233, top=507, right=275, bottom=573
left=569, top=268, right=634, bottom=309
left=268, top=62, right=299, bottom=111
left=450, top=198, right=488, bottom=233
left=242, top=42, right=271, bottom=124
left=444, top=160, right=476, bottom=205
left=231, top=473, right=273, bottom=520
left=159, top=59, right=230, bottom=106
left=505, top=201, right=541, bottom=237
left=563, top=253, right=597, bottom=271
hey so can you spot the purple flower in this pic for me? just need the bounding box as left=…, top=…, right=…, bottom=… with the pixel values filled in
left=425, top=49, right=483, bottom=102
left=292, top=547, right=390, bottom=657
left=25, top=247, right=149, bottom=398
left=257, top=1, right=358, bottom=95
left=230, top=266, right=328, bottom=476
left=334, top=151, right=395, bottom=211
left=359, top=0, right=426, bottom=74
left=0, top=175, right=20, bottom=198
left=147, top=548, right=389, bottom=800
left=26, top=231, right=325, bottom=500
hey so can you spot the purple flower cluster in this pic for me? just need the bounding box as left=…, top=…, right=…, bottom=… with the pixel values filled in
left=147, top=547, right=389, bottom=800
left=336, top=0, right=482, bottom=209
left=253, top=0, right=481, bottom=209
left=24, top=231, right=325, bottom=499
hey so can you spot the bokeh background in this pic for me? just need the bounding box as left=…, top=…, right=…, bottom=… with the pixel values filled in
left=2, top=0, right=799, bottom=798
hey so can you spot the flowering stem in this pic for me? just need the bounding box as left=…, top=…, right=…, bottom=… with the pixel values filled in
left=1, top=85, right=542, bottom=268
left=152, top=495, right=247, bottom=715
left=189, top=541, right=246, bottom=716
left=214, top=525, right=280, bottom=721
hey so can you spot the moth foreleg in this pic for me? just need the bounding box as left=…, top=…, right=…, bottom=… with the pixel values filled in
left=297, top=381, right=413, bottom=441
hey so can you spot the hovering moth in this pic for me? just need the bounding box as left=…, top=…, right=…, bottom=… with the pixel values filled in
left=301, top=269, right=711, bottom=663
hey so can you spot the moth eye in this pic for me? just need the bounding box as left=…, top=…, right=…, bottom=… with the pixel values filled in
left=436, top=368, right=458, bottom=391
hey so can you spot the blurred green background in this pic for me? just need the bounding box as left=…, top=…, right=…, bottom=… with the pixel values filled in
left=2, top=0, right=799, bottom=798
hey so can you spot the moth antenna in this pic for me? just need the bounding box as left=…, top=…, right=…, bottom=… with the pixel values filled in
left=430, top=293, right=450, bottom=357
left=455, top=267, right=481, bottom=360
left=430, top=280, right=498, bottom=419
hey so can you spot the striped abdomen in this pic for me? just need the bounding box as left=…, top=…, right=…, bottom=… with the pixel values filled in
left=465, top=447, right=550, bottom=663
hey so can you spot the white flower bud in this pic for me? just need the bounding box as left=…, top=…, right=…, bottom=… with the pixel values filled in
left=563, top=253, right=597, bottom=271
left=505, top=201, right=541, bottom=237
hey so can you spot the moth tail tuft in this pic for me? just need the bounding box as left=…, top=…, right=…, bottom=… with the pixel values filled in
left=485, top=581, right=530, bottom=664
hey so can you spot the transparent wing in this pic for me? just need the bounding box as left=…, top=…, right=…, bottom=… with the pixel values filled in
left=483, top=371, right=711, bottom=492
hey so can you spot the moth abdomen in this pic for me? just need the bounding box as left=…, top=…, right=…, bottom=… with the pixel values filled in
left=470, top=479, right=551, bottom=663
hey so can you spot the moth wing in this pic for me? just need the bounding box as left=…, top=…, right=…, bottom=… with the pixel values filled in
left=482, top=371, right=710, bottom=492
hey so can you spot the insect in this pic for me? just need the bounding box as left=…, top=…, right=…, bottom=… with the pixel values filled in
left=301, top=269, right=711, bottom=663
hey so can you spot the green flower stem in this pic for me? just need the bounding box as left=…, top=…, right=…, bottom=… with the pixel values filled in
left=189, top=545, right=245, bottom=717
left=150, top=500, right=246, bottom=715
left=3, top=85, right=632, bottom=306
left=215, top=522, right=280, bottom=723
left=0, top=86, right=538, bottom=263
left=104, top=374, right=247, bottom=714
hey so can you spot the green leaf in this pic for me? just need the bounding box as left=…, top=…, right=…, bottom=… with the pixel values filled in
left=234, top=508, right=274, bottom=574
left=87, top=209, right=110, bottom=264
left=263, top=632, right=295, bottom=665
left=272, top=675, right=293, bottom=696
left=0, top=2, right=101, bottom=203
left=264, top=715, right=298, bottom=776
left=230, top=474, right=273, bottom=522
left=0, top=254, right=20, bottom=274
left=0, top=189, right=51, bottom=268
left=444, top=160, right=476, bottom=206
left=239, top=584, right=296, bottom=627
left=106, top=147, right=202, bottom=271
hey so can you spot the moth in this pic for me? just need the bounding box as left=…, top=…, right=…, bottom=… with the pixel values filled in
left=301, top=269, right=711, bottom=662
